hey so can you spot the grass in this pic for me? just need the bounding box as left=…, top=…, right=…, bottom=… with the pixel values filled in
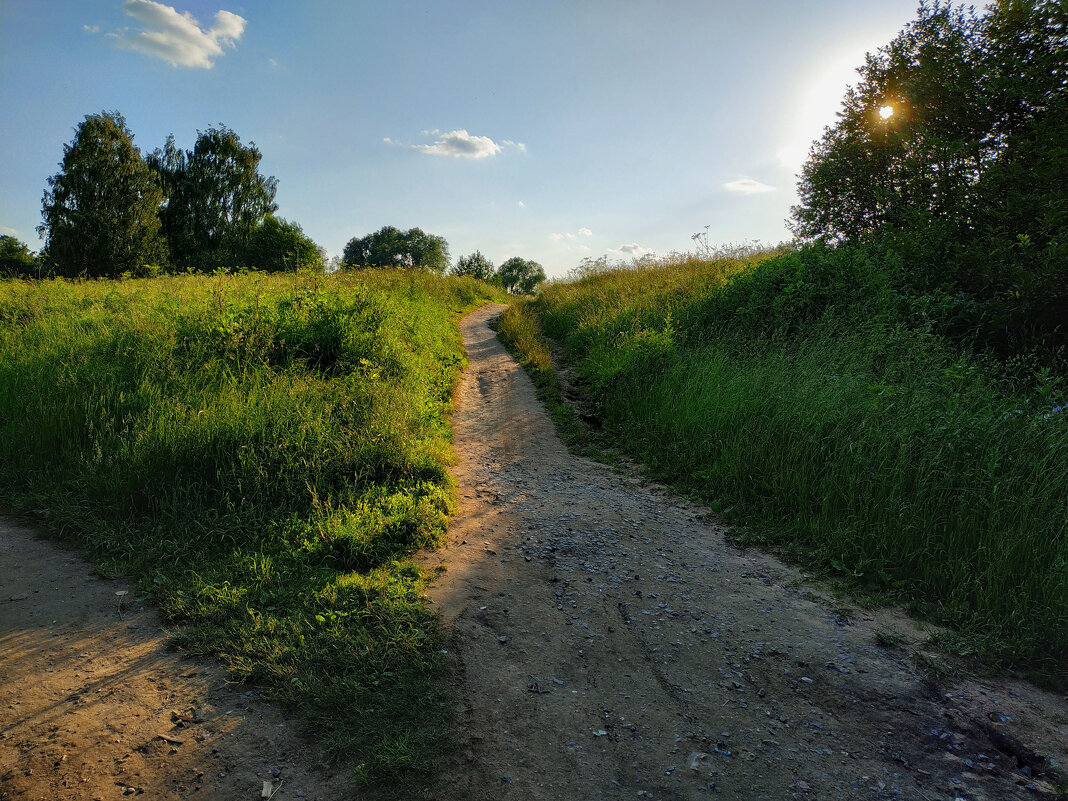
left=508, top=251, right=1068, bottom=684
left=0, top=269, right=504, bottom=789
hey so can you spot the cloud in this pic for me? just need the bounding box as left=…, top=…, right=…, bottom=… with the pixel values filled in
left=608, top=243, right=654, bottom=258
left=0, top=226, right=24, bottom=239
left=411, top=129, right=505, bottom=159
left=83, top=24, right=100, bottom=33
left=724, top=177, right=777, bottom=195
left=516, top=201, right=525, bottom=208
left=104, top=0, right=246, bottom=69
left=550, top=227, right=593, bottom=241
left=385, top=130, right=526, bottom=159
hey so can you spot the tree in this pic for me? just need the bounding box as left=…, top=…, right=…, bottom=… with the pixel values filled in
left=39, top=111, right=167, bottom=277
left=244, top=215, right=324, bottom=272
left=791, top=0, right=1068, bottom=244
left=497, top=256, right=546, bottom=294
left=789, top=0, right=1068, bottom=355
left=342, top=226, right=450, bottom=273
left=0, top=235, right=41, bottom=279
left=149, top=126, right=278, bottom=270
left=453, top=251, right=495, bottom=281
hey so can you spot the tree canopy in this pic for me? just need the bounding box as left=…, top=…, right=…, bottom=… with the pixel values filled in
left=342, top=226, right=450, bottom=273
left=149, top=126, right=278, bottom=271
left=453, top=251, right=495, bottom=281
left=790, top=0, right=1068, bottom=355
left=0, top=235, right=40, bottom=279
left=244, top=215, right=324, bottom=272
left=39, top=111, right=167, bottom=278
left=497, top=256, right=546, bottom=294
left=791, top=0, right=1068, bottom=244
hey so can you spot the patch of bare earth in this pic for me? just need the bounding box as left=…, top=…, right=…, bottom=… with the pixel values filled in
left=0, top=524, right=352, bottom=801
left=421, top=303, right=1068, bottom=800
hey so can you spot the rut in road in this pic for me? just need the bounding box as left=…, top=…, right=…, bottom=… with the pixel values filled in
left=421, top=303, right=1068, bottom=801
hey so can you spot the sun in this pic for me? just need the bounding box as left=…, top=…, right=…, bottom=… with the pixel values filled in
left=879, top=105, right=895, bottom=120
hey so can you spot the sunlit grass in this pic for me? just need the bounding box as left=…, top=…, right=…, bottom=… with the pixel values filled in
left=0, top=270, right=504, bottom=788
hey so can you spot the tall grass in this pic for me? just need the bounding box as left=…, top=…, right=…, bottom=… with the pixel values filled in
left=523, top=251, right=1068, bottom=680
left=0, top=270, right=503, bottom=786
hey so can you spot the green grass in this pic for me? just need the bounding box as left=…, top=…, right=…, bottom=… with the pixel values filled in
left=0, top=270, right=504, bottom=789
left=515, top=251, right=1068, bottom=683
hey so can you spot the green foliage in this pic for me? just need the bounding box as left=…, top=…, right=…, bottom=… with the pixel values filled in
left=148, top=126, right=279, bottom=271
left=342, top=227, right=450, bottom=274
left=497, top=256, right=546, bottom=295
left=38, top=111, right=167, bottom=278
left=793, top=0, right=1067, bottom=242
left=530, top=252, right=1068, bottom=680
left=0, top=272, right=502, bottom=785
left=791, top=0, right=1068, bottom=359
left=244, top=215, right=324, bottom=272
left=0, top=235, right=41, bottom=279
left=452, top=250, right=494, bottom=281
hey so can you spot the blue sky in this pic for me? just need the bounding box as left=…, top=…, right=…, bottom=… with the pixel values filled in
left=1, top=0, right=921, bottom=277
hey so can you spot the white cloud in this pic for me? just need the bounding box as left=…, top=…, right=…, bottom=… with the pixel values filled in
left=550, top=227, right=592, bottom=241
left=388, top=129, right=526, bottom=159
left=104, top=0, right=246, bottom=69
left=608, top=243, right=654, bottom=258
left=0, top=226, right=24, bottom=239
left=83, top=24, right=100, bottom=33
left=724, top=177, right=777, bottom=195
left=516, top=201, right=525, bottom=208
left=413, top=129, right=502, bottom=159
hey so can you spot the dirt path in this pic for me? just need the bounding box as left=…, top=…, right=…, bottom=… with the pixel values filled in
left=421, top=303, right=1068, bottom=800
left=0, top=523, right=351, bottom=801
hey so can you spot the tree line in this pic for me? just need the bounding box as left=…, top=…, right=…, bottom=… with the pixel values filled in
left=339, top=229, right=545, bottom=294
left=3, top=110, right=544, bottom=292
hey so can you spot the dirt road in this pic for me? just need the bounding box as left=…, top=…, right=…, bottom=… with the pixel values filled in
left=0, top=526, right=350, bottom=801
left=2, top=303, right=1066, bottom=801
left=422, top=303, right=1067, bottom=800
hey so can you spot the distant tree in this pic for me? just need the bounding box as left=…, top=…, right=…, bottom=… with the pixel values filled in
left=244, top=216, right=324, bottom=272
left=496, top=256, right=546, bottom=294
left=148, top=126, right=278, bottom=270
left=0, top=235, right=42, bottom=279
left=453, top=251, right=495, bottom=281
left=39, top=111, right=167, bottom=278
left=342, top=226, right=450, bottom=273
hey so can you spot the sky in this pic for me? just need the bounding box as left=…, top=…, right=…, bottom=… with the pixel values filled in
left=1, top=0, right=922, bottom=278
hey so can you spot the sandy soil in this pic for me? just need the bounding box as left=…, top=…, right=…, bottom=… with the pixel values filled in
left=2, top=302, right=1066, bottom=801
left=0, top=525, right=352, bottom=801
left=420, top=303, right=1068, bottom=800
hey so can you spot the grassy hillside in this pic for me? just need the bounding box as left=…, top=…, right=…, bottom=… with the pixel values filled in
left=500, top=249, right=1068, bottom=682
left=0, top=270, right=502, bottom=786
